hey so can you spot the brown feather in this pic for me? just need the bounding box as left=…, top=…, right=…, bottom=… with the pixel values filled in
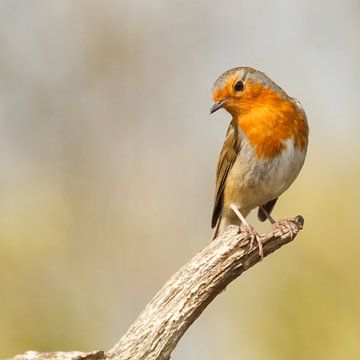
left=211, top=119, right=241, bottom=228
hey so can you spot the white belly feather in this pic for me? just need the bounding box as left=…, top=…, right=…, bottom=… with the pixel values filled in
left=225, top=137, right=306, bottom=212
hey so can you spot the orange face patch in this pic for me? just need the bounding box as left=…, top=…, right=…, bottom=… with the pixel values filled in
left=212, top=75, right=239, bottom=102
left=213, top=80, right=308, bottom=158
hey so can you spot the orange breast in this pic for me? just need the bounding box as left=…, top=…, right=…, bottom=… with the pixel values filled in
left=234, top=85, right=308, bottom=158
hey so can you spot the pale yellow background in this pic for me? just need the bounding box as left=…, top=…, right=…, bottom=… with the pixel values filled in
left=0, top=1, right=359, bottom=359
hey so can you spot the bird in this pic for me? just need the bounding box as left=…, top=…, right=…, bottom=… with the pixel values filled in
left=210, top=66, right=308, bottom=258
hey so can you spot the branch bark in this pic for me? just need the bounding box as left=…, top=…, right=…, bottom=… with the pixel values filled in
left=8, top=216, right=304, bottom=360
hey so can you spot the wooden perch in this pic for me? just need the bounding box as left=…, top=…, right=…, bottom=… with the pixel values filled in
left=8, top=216, right=304, bottom=360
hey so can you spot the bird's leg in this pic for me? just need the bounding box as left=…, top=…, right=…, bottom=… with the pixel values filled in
left=260, top=206, right=294, bottom=239
left=230, top=204, right=263, bottom=259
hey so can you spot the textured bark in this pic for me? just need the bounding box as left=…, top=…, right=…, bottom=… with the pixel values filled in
left=8, top=216, right=304, bottom=360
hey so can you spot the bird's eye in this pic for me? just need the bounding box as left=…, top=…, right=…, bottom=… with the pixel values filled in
left=234, top=80, right=244, bottom=91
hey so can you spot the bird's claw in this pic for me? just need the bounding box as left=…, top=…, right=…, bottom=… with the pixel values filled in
left=244, top=225, right=264, bottom=260
left=272, top=219, right=294, bottom=239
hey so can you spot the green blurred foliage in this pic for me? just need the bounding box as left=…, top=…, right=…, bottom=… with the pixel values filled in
left=0, top=0, right=359, bottom=359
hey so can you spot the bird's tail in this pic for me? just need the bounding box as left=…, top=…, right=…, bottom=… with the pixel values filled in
left=212, top=216, right=233, bottom=240
left=212, top=208, right=249, bottom=240
left=212, top=220, right=221, bottom=240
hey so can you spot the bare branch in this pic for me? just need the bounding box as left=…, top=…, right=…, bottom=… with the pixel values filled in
left=8, top=216, right=304, bottom=360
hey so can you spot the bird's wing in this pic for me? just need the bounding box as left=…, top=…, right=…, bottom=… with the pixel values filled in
left=257, top=198, right=278, bottom=222
left=211, top=120, right=241, bottom=228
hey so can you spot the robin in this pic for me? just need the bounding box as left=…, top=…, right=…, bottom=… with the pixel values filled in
left=210, top=67, right=308, bottom=258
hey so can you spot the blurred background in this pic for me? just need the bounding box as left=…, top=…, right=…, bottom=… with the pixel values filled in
left=0, top=0, right=359, bottom=359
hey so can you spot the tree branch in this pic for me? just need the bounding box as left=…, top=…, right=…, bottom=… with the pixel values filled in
left=8, top=216, right=304, bottom=360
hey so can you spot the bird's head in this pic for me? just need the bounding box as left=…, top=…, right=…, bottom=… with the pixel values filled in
left=210, top=67, right=288, bottom=117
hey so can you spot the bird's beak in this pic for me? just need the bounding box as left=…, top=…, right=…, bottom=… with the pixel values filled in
left=210, top=99, right=229, bottom=114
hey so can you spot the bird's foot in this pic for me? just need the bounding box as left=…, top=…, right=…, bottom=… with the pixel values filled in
left=272, top=219, right=294, bottom=239
left=229, top=204, right=264, bottom=260
left=243, top=225, right=264, bottom=260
